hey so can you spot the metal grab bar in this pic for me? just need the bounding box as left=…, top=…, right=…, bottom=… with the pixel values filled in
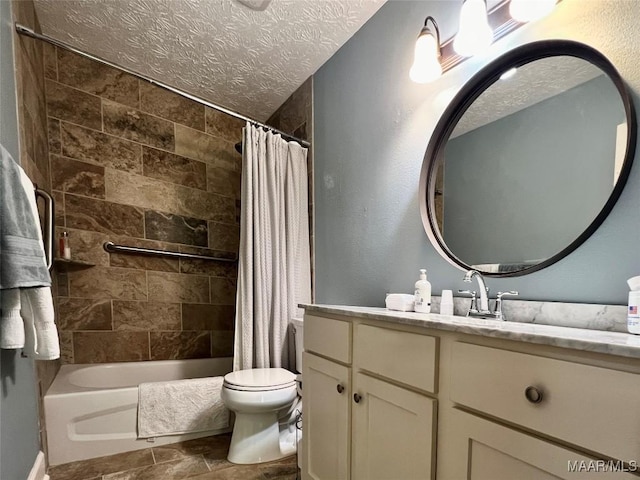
left=35, top=188, right=54, bottom=271
left=103, top=242, right=237, bottom=263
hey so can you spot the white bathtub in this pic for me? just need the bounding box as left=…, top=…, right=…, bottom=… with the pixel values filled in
left=44, top=357, right=233, bottom=466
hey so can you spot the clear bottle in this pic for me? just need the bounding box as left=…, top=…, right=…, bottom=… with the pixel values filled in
left=414, top=269, right=432, bottom=313
left=59, top=231, right=71, bottom=260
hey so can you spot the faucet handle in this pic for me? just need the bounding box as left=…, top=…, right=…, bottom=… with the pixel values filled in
left=458, top=290, right=478, bottom=315
left=495, top=291, right=518, bottom=321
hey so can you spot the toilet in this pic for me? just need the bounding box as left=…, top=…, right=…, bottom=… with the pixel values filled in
left=221, top=317, right=304, bottom=464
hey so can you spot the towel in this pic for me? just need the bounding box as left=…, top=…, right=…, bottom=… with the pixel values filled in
left=20, top=288, right=59, bottom=360
left=0, top=144, right=51, bottom=289
left=0, top=143, right=58, bottom=359
left=0, top=289, right=24, bottom=348
left=385, top=293, right=416, bottom=312
left=137, top=376, right=230, bottom=438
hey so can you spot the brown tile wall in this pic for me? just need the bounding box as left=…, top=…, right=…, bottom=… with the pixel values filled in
left=267, top=77, right=314, bottom=300
left=12, top=0, right=58, bottom=466
left=44, top=46, right=243, bottom=365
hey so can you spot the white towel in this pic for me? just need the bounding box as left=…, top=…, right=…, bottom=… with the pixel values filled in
left=0, top=289, right=25, bottom=348
left=21, top=288, right=59, bottom=360
left=0, top=163, right=59, bottom=359
left=137, top=376, right=229, bottom=439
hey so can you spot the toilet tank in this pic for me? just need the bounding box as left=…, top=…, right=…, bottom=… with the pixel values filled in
left=292, top=317, right=304, bottom=373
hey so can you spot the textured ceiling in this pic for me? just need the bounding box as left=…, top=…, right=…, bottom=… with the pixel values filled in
left=33, top=0, right=386, bottom=121
left=452, top=56, right=603, bottom=138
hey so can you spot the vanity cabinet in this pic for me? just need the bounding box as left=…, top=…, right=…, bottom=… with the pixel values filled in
left=303, top=307, right=640, bottom=480
left=445, top=408, right=638, bottom=480
left=352, top=372, right=436, bottom=480
left=449, top=342, right=640, bottom=463
left=302, top=315, right=437, bottom=480
left=303, top=352, right=351, bottom=480
left=443, top=341, right=640, bottom=479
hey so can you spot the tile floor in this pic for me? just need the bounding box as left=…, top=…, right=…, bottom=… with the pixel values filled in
left=47, top=433, right=299, bottom=480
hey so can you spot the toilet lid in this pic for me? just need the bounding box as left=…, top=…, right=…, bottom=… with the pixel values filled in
left=224, top=368, right=296, bottom=391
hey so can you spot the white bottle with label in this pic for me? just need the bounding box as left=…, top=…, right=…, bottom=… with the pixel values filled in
left=414, top=269, right=432, bottom=314
left=628, top=276, right=640, bottom=334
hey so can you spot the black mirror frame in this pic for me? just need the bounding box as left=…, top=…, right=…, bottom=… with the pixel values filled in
left=419, top=39, right=637, bottom=277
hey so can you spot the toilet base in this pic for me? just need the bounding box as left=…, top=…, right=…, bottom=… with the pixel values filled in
left=227, top=411, right=296, bottom=464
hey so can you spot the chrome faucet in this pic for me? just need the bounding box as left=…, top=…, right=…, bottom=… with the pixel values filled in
left=459, top=270, right=519, bottom=320
left=463, top=270, right=491, bottom=314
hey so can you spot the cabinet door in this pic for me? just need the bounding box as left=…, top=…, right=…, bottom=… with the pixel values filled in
left=303, top=353, right=351, bottom=480
left=352, top=373, right=436, bottom=480
left=442, top=409, right=638, bottom=480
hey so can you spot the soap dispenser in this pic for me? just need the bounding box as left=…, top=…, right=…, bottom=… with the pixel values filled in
left=414, top=269, right=432, bottom=313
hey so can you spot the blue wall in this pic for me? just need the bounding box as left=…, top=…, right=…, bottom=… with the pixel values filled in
left=313, top=0, right=640, bottom=307
left=444, top=75, right=622, bottom=266
left=1, top=1, right=42, bottom=478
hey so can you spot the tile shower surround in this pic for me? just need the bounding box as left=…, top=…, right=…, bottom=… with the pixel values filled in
left=44, top=45, right=245, bottom=364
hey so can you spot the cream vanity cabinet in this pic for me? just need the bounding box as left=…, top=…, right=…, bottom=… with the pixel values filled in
left=302, top=314, right=438, bottom=480
left=440, top=341, right=640, bottom=479
left=303, top=307, right=640, bottom=480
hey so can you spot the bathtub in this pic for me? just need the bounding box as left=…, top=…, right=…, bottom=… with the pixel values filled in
left=44, top=357, right=233, bottom=466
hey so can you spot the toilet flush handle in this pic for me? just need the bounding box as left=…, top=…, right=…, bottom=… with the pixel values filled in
left=337, top=384, right=345, bottom=394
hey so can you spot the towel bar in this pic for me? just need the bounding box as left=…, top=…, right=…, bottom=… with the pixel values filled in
left=103, top=242, right=237, bottom=263
left=34, top=188, right=54, bottom=271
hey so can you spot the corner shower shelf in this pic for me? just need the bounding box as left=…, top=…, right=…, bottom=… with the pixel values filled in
left=53, top=258, right=95, bottom=271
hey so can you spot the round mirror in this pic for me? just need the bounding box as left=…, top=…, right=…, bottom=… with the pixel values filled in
left=420, top=40, right=637, bottom=276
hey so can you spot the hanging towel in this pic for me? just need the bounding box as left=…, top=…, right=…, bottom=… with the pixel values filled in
left=0, top=143, right=59, bottom=359
left=0, top=289, right=25, bottom=349
left=20, top=288, right=59, bottom=360
left=137, top=376, right=229, bottom=438
left=0, top=144, right=51, bottom=289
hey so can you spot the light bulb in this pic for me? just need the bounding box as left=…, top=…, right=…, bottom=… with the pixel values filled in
left=509, top=0, right=557, bottom=23
left=409, top=32, right=442, bottom=83
left=454, top=0, right=493, bottom=57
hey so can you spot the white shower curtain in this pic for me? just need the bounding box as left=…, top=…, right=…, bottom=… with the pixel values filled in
left=233, top=122, right=311, bottom=371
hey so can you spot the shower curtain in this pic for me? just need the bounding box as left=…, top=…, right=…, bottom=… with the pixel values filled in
left=233, top=123, right=311, bottom=371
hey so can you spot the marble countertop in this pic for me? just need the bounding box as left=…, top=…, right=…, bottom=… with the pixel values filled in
left=301, top=304, right=640, bottom=360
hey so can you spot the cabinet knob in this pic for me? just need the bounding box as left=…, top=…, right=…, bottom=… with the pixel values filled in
left=524, top=386, right=543, bottom=404
left=353, top=393, right=362, bottom=404
left=336, top=384, right=345, bottom=394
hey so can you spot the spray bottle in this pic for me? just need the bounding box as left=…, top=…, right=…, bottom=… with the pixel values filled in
left=627, top=276, right=640, bottom=334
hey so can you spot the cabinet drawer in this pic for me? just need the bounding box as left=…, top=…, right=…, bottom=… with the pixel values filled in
left=304, top=314, right=352, bottom=363
left=355, top=324, right=437, bottom=393
left=450, top=342, right=640, bottom=461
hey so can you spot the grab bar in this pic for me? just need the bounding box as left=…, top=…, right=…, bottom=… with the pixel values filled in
left=103, top=242, right=237, bottom=263
left=34, top=188, right=54, bottom=271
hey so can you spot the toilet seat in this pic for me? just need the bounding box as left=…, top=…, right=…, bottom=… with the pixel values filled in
left=224, top=368, right=296, bottom=392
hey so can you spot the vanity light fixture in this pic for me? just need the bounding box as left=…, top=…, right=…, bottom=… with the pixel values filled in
left=410, top=0, right=560, bottom=83
left=409, top=16, right=442, bottom=84
left=453, top=0, right=493, bottom=57
left=509, top=0, right=557, bottom=23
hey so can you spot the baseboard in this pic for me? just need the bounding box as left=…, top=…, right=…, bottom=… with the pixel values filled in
left=27, top=451, right=48, bottom=480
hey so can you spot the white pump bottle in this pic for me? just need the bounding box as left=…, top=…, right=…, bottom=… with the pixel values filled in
left=414, top=269, right=432, bottom=313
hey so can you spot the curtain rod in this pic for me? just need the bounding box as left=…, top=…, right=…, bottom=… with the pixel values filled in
left=15, top=23, right=311, bottom=148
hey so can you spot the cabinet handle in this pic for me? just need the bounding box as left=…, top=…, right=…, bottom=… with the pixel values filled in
left=337, top=384, right=345, bottom=394
left=353, top=393, right=362, bottom=404
left=524, top=386, right=544, bottom=404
